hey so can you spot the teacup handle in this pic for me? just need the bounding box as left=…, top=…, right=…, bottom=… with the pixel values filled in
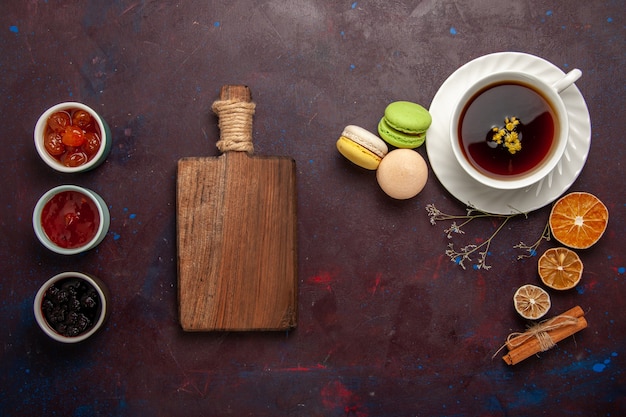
left=552, top=69, right=582, bottom=94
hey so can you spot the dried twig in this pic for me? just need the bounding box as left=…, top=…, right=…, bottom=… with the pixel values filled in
left=426, top=203, right=548, bottom=270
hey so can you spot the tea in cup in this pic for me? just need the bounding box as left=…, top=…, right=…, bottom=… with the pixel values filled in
left=450, top=69, right=581, bottom=189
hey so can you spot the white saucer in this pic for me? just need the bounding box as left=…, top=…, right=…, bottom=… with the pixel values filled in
left=425, top=52, right=591, bottom=214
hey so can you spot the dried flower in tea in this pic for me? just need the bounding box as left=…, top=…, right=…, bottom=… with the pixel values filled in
left=489, top=116, right=522, bottom=154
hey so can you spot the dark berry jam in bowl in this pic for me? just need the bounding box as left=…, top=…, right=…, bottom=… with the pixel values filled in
left=34, top=272, right=110, bottom=343
left=32, top=185, right=110, bottom=255
left=449, top=69, right=580, bottom=190
left=34, top=102, right=112, bottom=173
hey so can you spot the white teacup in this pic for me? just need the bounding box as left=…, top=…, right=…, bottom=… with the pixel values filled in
left=450, top=69, right=581, bottom=190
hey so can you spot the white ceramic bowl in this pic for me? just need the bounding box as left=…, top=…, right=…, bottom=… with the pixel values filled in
left=32, top=185, right=110, bottom=255
left=450, top=71, right=573, bottom=190
left=34, top=102, right=112, bottom=173
left=34, top=272, right=110, bottom=343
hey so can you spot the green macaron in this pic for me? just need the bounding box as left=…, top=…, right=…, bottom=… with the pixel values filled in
left=378, top=101, right=432, bottom=149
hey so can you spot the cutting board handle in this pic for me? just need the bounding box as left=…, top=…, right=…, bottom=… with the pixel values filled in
left=211, top=85, right=256, bottom=154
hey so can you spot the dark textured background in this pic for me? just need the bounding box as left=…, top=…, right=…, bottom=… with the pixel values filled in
left=1, top=1, right=624, bottom=416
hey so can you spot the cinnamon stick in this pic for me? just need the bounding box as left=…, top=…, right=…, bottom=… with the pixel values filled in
left=502, top=306, right=587, bottom=366
left=506, top=305, right=584, bottom=350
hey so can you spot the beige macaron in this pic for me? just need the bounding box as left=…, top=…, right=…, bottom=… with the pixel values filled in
left=376, top=149, right=428, bottom=199
left=336, top=125, right=388, bottom=170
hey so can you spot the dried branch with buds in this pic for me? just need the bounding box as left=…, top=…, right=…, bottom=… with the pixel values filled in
left=426, top=204, right=550, bottom=270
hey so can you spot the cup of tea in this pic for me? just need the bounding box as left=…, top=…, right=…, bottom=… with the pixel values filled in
left=450, top=69, right=581, bottom=189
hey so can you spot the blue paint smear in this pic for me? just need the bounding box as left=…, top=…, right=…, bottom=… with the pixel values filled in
left=450, top=27, right=458, bottom=35
left=618, top=266, right=625, bottom=274
left=592, top=363, right=606, bottom=372
left=607, top=17, right=613, bottom=23
left=484, top=395, right=505, bottom=412
left=129, top=213, right=137, bottom=219
left=82, top=3, right=117, bottom=29
left=547, top=359, right=588, bottom=375
left=214, top=21, right=220, bottom=27
left=74, top=404, right=96, bottom=417
left=113, top=232, right=121, bottom=241
left=546, top=10, right=553, bottom=16
left=351, top=2, right=357, bottom=9
left=349, top=64, right=355, bottom=71
left=509, top=387, right=548, bottom=409
left=9, top=25, right=18, bottom=33
left=547, top=354, right=618, bottom=376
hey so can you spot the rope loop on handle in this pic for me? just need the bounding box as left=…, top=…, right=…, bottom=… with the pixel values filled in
left=211, top=99, right=256, bottom=154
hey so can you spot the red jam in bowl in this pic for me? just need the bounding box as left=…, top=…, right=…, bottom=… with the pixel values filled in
left=40, top=190, right=100, bottom=249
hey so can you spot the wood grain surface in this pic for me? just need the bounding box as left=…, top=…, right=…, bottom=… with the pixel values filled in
left=177, top=86, right=297, bottom=331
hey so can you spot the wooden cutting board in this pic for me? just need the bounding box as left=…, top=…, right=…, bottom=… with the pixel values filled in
left=177, top=85, right=297, bottom=331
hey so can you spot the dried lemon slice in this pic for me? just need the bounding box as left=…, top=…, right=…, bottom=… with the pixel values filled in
left=513, top=284, right=551, bottom=320
left=549, top=192, right=609, bottom=249
left=538, top=247, right=583, bottom=290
